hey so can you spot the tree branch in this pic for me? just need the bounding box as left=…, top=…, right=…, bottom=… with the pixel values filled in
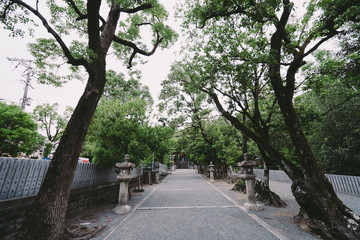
left=303, top=33, right=337, bottom=58
left=65, top=0, right=106, bottom=29
left=100, top=1, right=121, bottom=54
left=0, top=2, right=15, bottom=19
left=119, top=3, right=153, bottom=13
left=113, top=32, right=163, bottom=68
left=10, top=0, right=89, bottom=68
left=203, top=88, right=300, bottom=178
left=66, top=0, right=86, bottom=20
left=308, top=94, right=359, bottom=123
left=198, top=8, right=246, bottom=29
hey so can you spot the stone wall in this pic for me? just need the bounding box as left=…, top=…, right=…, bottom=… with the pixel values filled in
left=0, top=181, right=119, bottom=239
left=0, top=170, right=168, bottom=239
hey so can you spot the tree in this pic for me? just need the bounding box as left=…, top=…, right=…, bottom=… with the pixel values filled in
left=159, top=70, right=247, bottom=175
left=103, top=70, right=153, bottom=105
left=82, top=69, right=174, bottom=166
left=298, top=51, right=360, bottom=176
left=84, top=97, right=151, bottom=165
left=159, top=64, right=225, bottom=170
left=33, top=103, right=73, bottom=152
left=84, top=98, right=175, bottom=166
left=181, top=0, right=360, bottom=239
left=163, top=58, right=286, bottom=206
left=0, top=102, right=44, bottom=156
left=1, top=1, right=176, bottom=239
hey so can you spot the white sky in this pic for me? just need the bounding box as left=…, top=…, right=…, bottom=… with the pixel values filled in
left=0, top=1, right=183, bottom=117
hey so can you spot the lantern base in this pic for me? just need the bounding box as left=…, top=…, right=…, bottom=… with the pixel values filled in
left=244, top=202, right=263, bottom=211
left=113, top=205, right=131, bottom=215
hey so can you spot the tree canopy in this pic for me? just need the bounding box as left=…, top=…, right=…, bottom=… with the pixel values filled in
left=1, top=0, right=360, bottom=239
left=33, top=103, right=73, bottom=144
left=171, top=0, right=360, bottom=239
left=1, top=1, right=177, bottom=239
left=82, top=69, right=174, bottom=166
left=0, top=102, right=44, bottom=156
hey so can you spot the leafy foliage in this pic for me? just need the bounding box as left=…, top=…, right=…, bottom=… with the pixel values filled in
left=0, top=1, right=178, bottom=238
left=159, top=66, right=245, bottom=167
left=82, top=70, right=173, bottom=166
left=83, top=98, right=174, bottom=166
left=33, top=103, right=73, bottom=143
left=103, top=70, right=153, bottom=105
left=0, top=102, right=44, bottom=156
left=299, top=48, right=360, bottom=176
left=177, top=1, right=360, bottom=237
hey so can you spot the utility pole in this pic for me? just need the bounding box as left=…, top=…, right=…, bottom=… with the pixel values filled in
left=7, top=58, right=34, bottom=110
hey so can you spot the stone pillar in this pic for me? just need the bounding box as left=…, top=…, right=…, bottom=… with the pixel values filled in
left=113, top=154, right=135, bottom=215
left=170, top=155, right=174, bottom=173
left=154, top=162, right=160, bottom=184
left=134, top=167, right=144, bottom=192
left=238, top=153, right=263, bottom=211
left=147, top=170, right=152, bottom=185
left=209, top=161, right=215, bottom=183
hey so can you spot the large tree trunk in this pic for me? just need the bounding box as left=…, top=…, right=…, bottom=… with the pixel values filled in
left=17, top=71, right=106, bottom=239
left=210, top=86, right=360, bottom=239
left=265, top=3, right=360, bottom=237
left=17, top=1, right=109, bottom=238
left=256, top=147, right=286, bottom=207
left=276, top=95, right=360, bottom=239
left=269, top=36, right=360, bottom=240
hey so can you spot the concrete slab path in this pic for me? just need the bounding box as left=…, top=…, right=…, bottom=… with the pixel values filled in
left=96, top=169, right=319, bottom=240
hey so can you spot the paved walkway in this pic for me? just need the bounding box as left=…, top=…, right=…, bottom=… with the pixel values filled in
left=92, top=169, right=320, bottom=240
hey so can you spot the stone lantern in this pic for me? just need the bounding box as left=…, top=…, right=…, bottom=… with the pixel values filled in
left=209, top=161, right=215, bottom=182
left=113, top=154, right=136, bottom=215
left=238, top=153, right=263, bottom=211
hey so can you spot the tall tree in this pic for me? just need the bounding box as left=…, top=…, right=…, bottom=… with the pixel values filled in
left=0, top=102, right=44, bottom=156
left=299, top=51, right=360, bottom=176
left=103, top=69, right=153, bottom=104
left=33, top=103, right=73, bottom=147
left=1, top=1, right=176, bottom=239
left=181, top=0, right=360, bottom=239
left=159, top=64, right=224, bottom=168
left=159, top=68, right=247, bottom=176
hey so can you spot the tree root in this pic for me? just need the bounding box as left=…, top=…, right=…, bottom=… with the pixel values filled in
left=65, top=216, right=111, bottom=240
left=294, top=209, right=332, bottom=239
left=231, top=179, right=246, bottom=193
left=255, top=179, right=286, bottom=207
left=231, top=179, right=286, bottom=207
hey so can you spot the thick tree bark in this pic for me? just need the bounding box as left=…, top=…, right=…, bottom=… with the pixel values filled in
left=256, top=146, right=286, bottom=207
left=17, top=1, right=112, bottom=239
left=209, top=88, right=360, bottom=239
left=17, top=73, right=106, bottom=239
left=274, top=90, right=360, bottom=239
left=197, top=0, right=360, bottom=238
left=268, top=4, right=360, bottom=238
left=255, top=179, right=286, bottom=208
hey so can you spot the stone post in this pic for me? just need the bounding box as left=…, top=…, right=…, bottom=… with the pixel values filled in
left=238, top=153, right=263, bottom=211
left=209, top=161, right=215, bottom=182
left=113, top=154, right=135, bottom=215
left=147, top=168, right=152, bottom=185
left=170, top=155, right=174, bottom=173
left=154, top=162, right=160, bottom=184
left=134, top=166, right=144, bottom=192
